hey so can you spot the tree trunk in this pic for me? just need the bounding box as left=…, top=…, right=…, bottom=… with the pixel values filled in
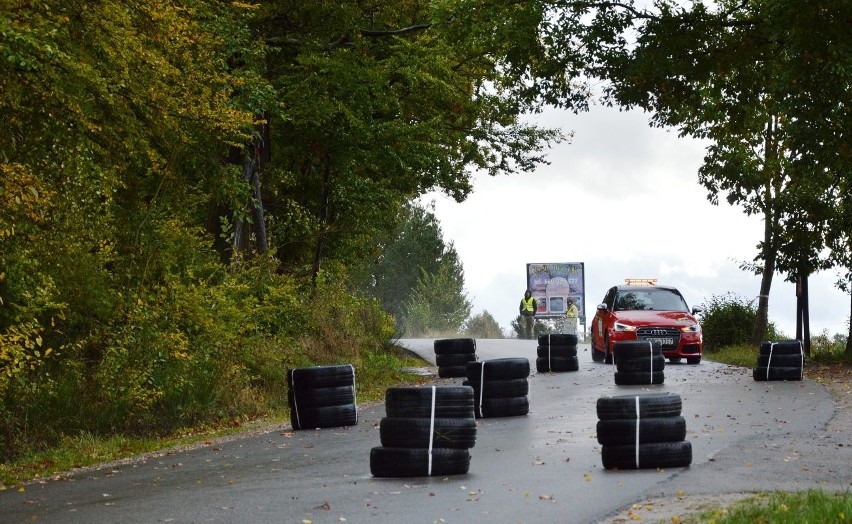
left=751, top=116, right=780, bottom=346
left=311, top=159, right=331, bottom=289
left=846, top=288, right=852, bottom=357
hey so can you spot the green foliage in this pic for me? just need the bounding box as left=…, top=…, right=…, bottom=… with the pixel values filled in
left=809, top=329, right=851, bottom=364
left=401, top=261, right=471, bottom=338
left=692, top=490, right=852, bottom=524
left=464, top=311, right=505, bottom=339
left=697, top=293, right=783, bottom=352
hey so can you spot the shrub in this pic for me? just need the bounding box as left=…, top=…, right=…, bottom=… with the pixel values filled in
left=697, top=292, right=782, bottom=351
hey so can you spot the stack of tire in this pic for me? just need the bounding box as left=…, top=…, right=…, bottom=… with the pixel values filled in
left=434, top=338, right=478, bottom=378
left=754, top=340, right=804, bottom=381
left=464, top=358, right=530, bottom=418
left=612, top=340, right=665, bottom=385
left=288, top=364, right=357, bottom=430
left=370, top=386, right=476, bottom=477
left=596, top=392, right=692, bottom=470
left=535, top=334, right=579, bottom=373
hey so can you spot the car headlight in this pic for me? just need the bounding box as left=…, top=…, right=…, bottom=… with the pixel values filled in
left=614, top=322, right=637, bottom=332
left=680, top=324, right=701, bottom=333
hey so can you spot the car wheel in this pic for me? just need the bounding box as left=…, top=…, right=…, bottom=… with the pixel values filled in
left=592, top=348, right=606, bottom=363
left=596, top=416, right=687, bottom=446
left=596, top=392, right=682, bottom=420
left=686, top=356, right=701, bottom=365
left=604, top=333, right=613, bottom=364
left=370, top=447, right=471, bottom=477
left=668, top=356, right=682, bottom=364
left=379, top=417, right=477, bottom=449
left=385, top=386, right=475, bottom=418
left=434, top=337, right=477, bottom=355
left=601, top=441, right=692, bottom=470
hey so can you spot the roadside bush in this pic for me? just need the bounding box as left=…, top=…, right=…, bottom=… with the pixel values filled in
left=809, top=329, right=849, bottom=362
left=463, top=311, right=504, bottom=339
left=697, top=293, right=782, bottom=351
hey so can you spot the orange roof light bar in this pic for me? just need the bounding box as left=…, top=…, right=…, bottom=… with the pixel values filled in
left=624, top=278, right=657, bottom=286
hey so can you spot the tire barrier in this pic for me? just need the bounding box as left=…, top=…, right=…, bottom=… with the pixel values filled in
left=612, top=341, right=665, bottom=385
left=536, top=334, right=580, bottom=373
left=753, top=340, right=804, bottom=381
left=434, top=338, right=478, bottom=378
left=288, top=365, right=357, bottom=430
left=596, top=392, right=692, bottom=470
left=465, top=358, right=530, bottom=418
left=371, top=385, right=475, bottom=477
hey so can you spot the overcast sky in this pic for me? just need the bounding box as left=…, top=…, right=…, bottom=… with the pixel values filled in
left=421, top=105, right=850, bottom=339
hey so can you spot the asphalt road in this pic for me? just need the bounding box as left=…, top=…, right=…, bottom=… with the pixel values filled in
left=1, top=338, right=848, bottom=524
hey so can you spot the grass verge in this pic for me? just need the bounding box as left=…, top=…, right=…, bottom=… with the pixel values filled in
left=686, top=490, right=852, bottom=523
left=0, top=343, right=430, bottom=489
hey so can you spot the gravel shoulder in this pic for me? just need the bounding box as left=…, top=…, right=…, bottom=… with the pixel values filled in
left=598, top=363, right=852, bottom=523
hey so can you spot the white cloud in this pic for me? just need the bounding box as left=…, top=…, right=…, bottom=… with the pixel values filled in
left=423, top=106, right=851, bottom=339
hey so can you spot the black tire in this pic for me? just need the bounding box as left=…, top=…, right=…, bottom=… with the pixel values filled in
left=686, top=356, right=701, bottom=365
left=435, top=353, right=478, bottom=367
left=434, top=338, right=477, bottom=355
left=370, top=447, right=471, bottom=477
left=538, top=334, right=578, bottom=346
left=463, top=378, right=529, bottom=398
left=613, top=340, right=662, bottom=360
left=615, top=355, right=666, bottom=373
left=753, top=366, right=803, bottom=381
left=536, top=356, right=580, bottom=373
left=536, top=344, right=578, bottom=358
left=385, top=386, right=475, bottom=418
left=756, top=353, right=803, bottom=368
left=758, top=340, right=803, bottom=356
left=597, top=392, right=682, bottom=420
left=592, top=347, right=606, bottom=363
left=596, top=417, right=687, bottom=446
left=291, top=403, right=358, bottom=430
left=379, top=417, right=477, bottom=449
left=466, top=358, right=530, bottom=381
left=288, top=385, right=355, bottom=408
left=438, top=365, right=469, bottom=378
left=668, top=356, right=682, bottom=364
left=604, top=333, right=613, bottom=364
left=601, top=441, right=692, bottom=470
left=287, top=364, right=355, bottom=389
left=475, top=396, right=530, bottom=418
left=614, top=370, right=665, bottom=385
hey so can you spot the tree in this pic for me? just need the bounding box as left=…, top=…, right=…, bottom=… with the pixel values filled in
left=254, top=0, right=564, bottom=283
left=464, top=311, right=504, bottom=339
left=400, top=256, right=471, bottom=338
left=354, top=202, right=454, bottom=328
left=579, top=0, right=850, bottom=345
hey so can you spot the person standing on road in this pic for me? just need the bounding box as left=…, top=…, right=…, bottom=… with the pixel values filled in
left=564, top=299, right=579, bottom=335
left=519, top=290, right=537, bottom=339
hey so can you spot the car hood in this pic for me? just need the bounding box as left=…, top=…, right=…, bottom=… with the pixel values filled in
left=614, top=310, right=697, bottom=327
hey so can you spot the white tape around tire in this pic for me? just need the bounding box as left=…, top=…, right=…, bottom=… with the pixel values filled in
left=349, top=364, right=358, bottom=423
left=767, top=342, right=775, bottom=380
left=478, top=362, right=486, bottom=417
left=290, top=369, right=301, bottom=429
left=428, top=385, right=436, bottom=476
left=634, top=396, right=641, bottom=469
left=798, top=340, right=804, bottom=379
left=647, top=340, right=654, bottom=384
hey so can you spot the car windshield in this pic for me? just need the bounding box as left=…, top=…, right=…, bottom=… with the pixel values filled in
left=614, top=289, right=689, bottom=312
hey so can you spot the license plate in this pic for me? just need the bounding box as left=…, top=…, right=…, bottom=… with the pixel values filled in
left=643, top=337, right=674, bottom=346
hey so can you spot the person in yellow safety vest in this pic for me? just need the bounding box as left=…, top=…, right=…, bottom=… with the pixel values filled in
left=519, top=290, right=537, bottom=339
left=565, top=299, right=579, bottom=335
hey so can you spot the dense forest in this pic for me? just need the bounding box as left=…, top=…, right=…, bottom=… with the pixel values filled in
left=1, top=1, right=848, bottom=458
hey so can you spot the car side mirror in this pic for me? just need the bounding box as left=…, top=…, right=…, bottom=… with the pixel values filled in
left=596, top=303, right=608, bottom=311
left=692, top=307, right=702, bottom=315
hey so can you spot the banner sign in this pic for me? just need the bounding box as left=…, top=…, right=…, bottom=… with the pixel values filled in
left=525, top=262, right=586, bottom=320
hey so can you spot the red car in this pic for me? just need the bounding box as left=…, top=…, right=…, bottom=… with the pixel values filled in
left=591, top=283, right=703, bottom=364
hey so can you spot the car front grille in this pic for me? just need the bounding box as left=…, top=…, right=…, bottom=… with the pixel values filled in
left=636, top=327, right=681, bottom=349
